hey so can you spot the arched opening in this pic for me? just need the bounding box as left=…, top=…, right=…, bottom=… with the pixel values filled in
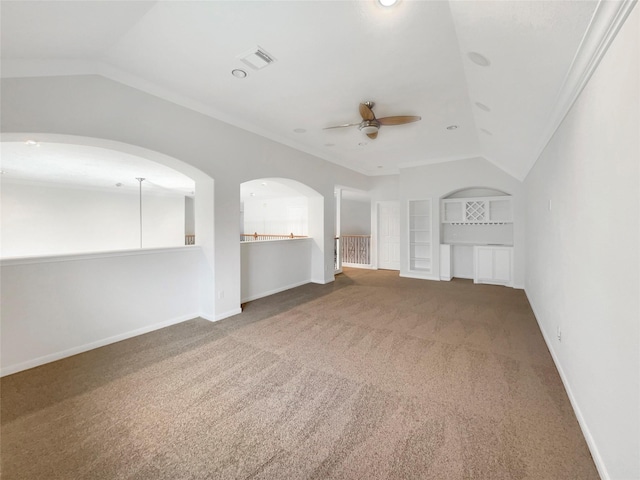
left=239, top=177, right=323, bottom=302
left=1, top=140, right=197, bottom=257
left=0, top=134, right=216, bottom=375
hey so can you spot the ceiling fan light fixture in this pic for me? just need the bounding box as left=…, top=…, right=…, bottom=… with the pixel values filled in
left=359, top=120, right=380, bottom=135
left=378, top=0, right=398, bottom=6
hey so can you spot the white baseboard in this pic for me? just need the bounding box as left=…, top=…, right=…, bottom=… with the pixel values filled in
left=212, top=308, right=243, bottom=322
left=0, top=313, right=199, bottom=377
left=342, top=263, right=375, bottom=269
left=241, top=279, right=311, bottom=303
left=525, top=290, right=609, bottom=480
left=399, top=272, right=440, bottom=281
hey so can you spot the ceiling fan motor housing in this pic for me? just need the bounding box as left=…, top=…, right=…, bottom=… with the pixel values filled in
left=359, top=119, right=380, bottom=134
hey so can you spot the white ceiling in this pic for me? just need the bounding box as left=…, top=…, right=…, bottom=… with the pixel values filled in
left=1, top=0, right=601, bottom=180
left=1, top=141, right=195, bottom=196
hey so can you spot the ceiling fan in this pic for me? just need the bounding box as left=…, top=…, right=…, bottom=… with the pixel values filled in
left=324, top=101, right=421, bottom=139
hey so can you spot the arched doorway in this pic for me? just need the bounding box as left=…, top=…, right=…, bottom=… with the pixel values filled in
left=239, top=177, right=323, bottom=302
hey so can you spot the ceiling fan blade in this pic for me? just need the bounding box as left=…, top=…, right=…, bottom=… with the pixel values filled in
left=323, top=122, right=361, bottom=130
left=366, top=131, right=378, bottom=140
left=377, top=115, right=422, bottom=126
left=359, top=103, right=375, bottom=121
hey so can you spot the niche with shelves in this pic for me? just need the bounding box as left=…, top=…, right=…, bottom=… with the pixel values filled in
left=409, top=199, right=432, bottom=273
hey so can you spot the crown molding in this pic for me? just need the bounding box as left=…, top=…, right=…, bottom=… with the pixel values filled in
left=1, top=59, right=373, bottom=178
left=526, top=0, right=637, bottom=179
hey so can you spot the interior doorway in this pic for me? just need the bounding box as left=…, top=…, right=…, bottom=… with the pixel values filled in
left=377, top=201, right=400, bottom=270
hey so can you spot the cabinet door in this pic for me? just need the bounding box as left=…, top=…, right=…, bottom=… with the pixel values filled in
left=476, top=248, right=494, bottom=282
left=493, top=249, right=512, bottom=283
left=474, top=246, right=513, bottom=286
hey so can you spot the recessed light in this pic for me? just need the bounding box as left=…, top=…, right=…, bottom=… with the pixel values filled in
left=468, top=52, right=491, bottom=67
left=480, top=128, right=493, bottom=136
left=25, top=140, right=39, bottom=146
left=378, top=0, right=398, bottom=6
left=475, top=102, right=491, bottom=112
left=231, top=69, right=247, bottom=78
left=293, top=128, right=306, bottom=133
left=446, top=125, right=458, bottom=130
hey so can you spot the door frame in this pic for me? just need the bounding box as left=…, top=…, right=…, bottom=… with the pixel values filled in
left=375, top=200, right=400, bottom=271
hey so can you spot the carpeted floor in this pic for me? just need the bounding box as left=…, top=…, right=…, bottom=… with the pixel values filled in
left=1, top=268, right=598, bottom=479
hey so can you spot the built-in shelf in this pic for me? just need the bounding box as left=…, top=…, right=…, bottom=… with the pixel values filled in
left=441, top=196, right=513, bottom=224
left=409, top=199, right=432, bottom=274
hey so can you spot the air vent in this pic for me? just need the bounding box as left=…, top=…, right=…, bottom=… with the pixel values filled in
left=238, top=46, right=276, bottom=70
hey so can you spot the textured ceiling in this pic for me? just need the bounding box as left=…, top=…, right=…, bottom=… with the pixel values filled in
left=1, top=0, right=601, bottom=179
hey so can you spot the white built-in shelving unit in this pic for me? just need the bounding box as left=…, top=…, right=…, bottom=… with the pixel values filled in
left=408, top=199, right=432, bottom=273
left=441, top=196, right=512, bottom=224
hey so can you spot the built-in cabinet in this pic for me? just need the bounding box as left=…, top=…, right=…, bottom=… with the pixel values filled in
left=408, top=199, right=432, bottom=273
left=474, top=246, right=513, bottom=286
left=441, top=196, right=512, bottom=224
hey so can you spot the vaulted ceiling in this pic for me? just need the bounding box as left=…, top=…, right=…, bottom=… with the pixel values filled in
left=1, top=1, right=609, bottom=179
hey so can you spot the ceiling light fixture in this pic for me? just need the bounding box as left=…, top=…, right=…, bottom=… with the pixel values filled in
left=358, top=121, right=380, bottom=135
left=231, top=69, right=247, bottom=78
left=468, top=52, right=491, bottom=67
left=446, top=125, right=458, bottom=130
left=378, top=0, right=398, bottom=6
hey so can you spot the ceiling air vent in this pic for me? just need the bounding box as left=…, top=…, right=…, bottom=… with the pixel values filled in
left=238, top=46, right=276, bottom=70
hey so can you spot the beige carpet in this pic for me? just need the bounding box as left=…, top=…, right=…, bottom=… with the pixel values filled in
left=1, top=268, right=598, bottom=479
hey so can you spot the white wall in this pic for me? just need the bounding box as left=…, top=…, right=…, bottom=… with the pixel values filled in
left=524, top=6, right=639, bottom=479
left=243, top=196, right=308, bottom=236
left=1, top=181, right=185, bottom=257
left=0, top=247, right=204, bottom=376
left=0, top=74, right=371, bottom=319
left=398, top=158, right=525, bottom=286
left=341, top=197, right=371, bottom=235
left=240, top=238, right=312, bottom=302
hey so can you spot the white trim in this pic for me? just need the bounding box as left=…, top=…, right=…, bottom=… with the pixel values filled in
left=1, top=246, right=201, bottom=266
left=0, top=313, right=199, bottom=377
left=526, top=0, right=638, bottom=179
left=311, top=276, right=335, bottom=285
left=341, top=263, right=375, bottom=269
left=0, top=60, right=373, bottom=177
left=213, top=308, right=243, bottom=322
left=241, top=279, right=311, bottom=303
left=399, top=272, right=440, bottom=281
left=525, top=290, right=610, bottom=480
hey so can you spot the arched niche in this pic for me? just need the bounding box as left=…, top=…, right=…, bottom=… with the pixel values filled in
left=442, top=186, right=511, bottom=199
